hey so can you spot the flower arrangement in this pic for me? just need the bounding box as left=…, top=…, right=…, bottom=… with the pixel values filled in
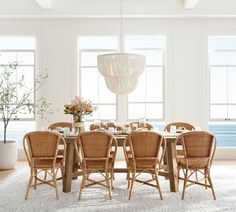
left=64, top=96, right=95, bottom=122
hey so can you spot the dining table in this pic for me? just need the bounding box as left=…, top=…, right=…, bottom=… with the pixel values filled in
left=62, top=132, right=179, bottom=193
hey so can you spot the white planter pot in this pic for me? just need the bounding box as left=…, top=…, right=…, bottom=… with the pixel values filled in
left=0, top=141, right=18, bottom=170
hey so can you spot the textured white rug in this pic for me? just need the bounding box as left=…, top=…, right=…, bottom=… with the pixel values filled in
left=0, top=165, right=236, bottom=212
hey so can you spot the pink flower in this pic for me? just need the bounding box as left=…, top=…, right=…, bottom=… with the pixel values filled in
left=64, top=96, right=96, bottom=117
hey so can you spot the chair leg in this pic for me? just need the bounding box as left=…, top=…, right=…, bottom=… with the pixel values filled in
left=52, top=169, right=59, bottom=200
left=34, top=169, right=37, bottom=189
left=110, top=169, right=114, bottom=190
left=182, top=169, right=188, bottom=200
left=154, top=171, right=163, bottom=200
left=112, top=163, right=115, bottom=180
left=25, top=173, right=33, bottom=200
left=207, top=170, right=216, bottom=200
left=44, top=171, right=47, bottom=180
left=195, top=171, right=198, bottom=181
left=78, top=172, right=86, bottom=200
left=61, top=167, right=64, bottom=181
left=128, top=171, right=136, bottom=200
left=127, top=169, right=131, bottom=190
left=105, top=171, right=112, bottom=200
left=204, top=169, right=208, bottom=189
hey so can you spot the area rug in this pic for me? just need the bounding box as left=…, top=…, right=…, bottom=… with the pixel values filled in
left=0, top=165, right=236, bottom=212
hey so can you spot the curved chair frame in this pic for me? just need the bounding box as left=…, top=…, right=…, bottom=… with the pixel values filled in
left=123, top=131, right=165, bottom=200
left=23, top=131, right=66, bottom=200
left=177, top=131, right=216, bottom=200
left=75, top=131, right=117, bottom=200
left=164, top=122, right=195, bottom=132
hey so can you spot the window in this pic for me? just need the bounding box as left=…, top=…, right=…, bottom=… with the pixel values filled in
left=0, top=37, right=36, bottom=145
left=78, top=36, right=166, bottom=124
left=78, top=37, right=118, bottom=120
left=209, top=36, right=236, bottom=147
left=209, top=36, right=236, bottom=121
left=126, top=36, right=166, bottom=121
left=0, top=37, right=35, bottom=120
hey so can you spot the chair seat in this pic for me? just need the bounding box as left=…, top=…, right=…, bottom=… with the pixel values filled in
left=178, top=157, right=209, bottom=169
left=85, top=158, right=113, bottom=169
left=32, top=158, right=63, bottom=169
left=128, top=158, right=158, bottom=169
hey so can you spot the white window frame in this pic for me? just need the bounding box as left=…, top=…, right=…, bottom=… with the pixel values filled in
left=126, top=47, right=165, bottom=122
left=209, top=49, right=236, bottom=122
left=78, top=36, right=166, bottom=123
left=0, top=49, right=36, bottom=121
left=78, top=49, right=118, bottom=121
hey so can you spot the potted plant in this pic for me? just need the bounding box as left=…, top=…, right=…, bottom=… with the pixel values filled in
left=0, top=63, right=51, bottom=170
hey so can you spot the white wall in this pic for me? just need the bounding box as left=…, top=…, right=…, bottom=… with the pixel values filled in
left=1, top=17, right=236, bottom=159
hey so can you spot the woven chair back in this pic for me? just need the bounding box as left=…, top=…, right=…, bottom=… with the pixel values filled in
left=129, top=122, right=153, bottom=130
left=48, top=122, right=72, bottom=131
left=25, top=131, right=60, bottom=158
left=129, top=131, right=163, bottom=158
left=164, top=122, right=195, bottom=132
left=181, top=131, right=216, bottom=158
left=78, top=131, right=113, bottom=158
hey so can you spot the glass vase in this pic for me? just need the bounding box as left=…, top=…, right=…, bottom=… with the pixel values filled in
left=73, top=115, right=85, bottom=134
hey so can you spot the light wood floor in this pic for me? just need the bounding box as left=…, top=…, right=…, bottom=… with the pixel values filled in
left=0, top=161, right=27, bottom=181
left=1, top=160, right=236, bottom=182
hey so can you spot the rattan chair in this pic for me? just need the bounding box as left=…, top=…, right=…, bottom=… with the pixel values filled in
left=48, top=121, right=71, bottom=157
left=47, top=122, right=72, bottom=180
left=48, top=122, right=72, bottom=131
left=90, top=122, right=124, bottom=132
left=164, top=122, right=195, bottom=132
left=123, top=131, right=165, bottom=200
left=163, top=122, right=195, bottom=171
left=128, top=122, right=153, bottom=130
left=177, top=131, right=216, bottom=200
left=75, top=131, right=117, bottom=200
left=23, top=131, right=66, bottom=200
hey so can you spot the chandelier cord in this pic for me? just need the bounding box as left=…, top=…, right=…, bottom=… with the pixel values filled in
left=120, top=0, right=124, bottom=52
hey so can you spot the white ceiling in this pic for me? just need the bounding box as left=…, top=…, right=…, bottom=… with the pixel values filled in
left=0, top=0, right=235, bottom=18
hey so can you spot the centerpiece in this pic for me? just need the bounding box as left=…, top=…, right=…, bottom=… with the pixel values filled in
left=64, top=96, right=95, bottom=133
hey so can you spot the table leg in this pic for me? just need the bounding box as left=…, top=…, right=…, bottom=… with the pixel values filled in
left=166, top=139, right=179, bottom=192
left=72, top=148, right=79, bottom=179
left=63, top=140, right=75, bottom=193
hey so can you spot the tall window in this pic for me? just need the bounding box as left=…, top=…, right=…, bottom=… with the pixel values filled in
left=126, top=36, right=166, bottom=121
left=209, top=36, right=236, bottom=121
left=209, top=36, right=236, bottom=147
left=0, top=37, right=36, bottom=145
left=78, top=37, right=118, bottom=120
left=78, top=36, right=166, bottom=124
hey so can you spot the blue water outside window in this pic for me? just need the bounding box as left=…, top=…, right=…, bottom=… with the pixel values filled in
left=209, top=123, right=236, bottom=147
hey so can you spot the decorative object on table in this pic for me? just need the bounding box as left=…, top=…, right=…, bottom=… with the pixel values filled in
left=129, top=121, right=153, bottom=131
left=164, top=122, right=195, bottom=133
left=90, top=121, right=108, bottom=131
left=97, top=0, right=145, bottom=95
left=138, top=117, right=146, bottom=128
left=48, top=122, right=73, bottom=131
left=0, top=63, right=52, bottom=170
left=170, top=125, right=177, bottom=134
left=64, top=96, right=95, bottom=134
